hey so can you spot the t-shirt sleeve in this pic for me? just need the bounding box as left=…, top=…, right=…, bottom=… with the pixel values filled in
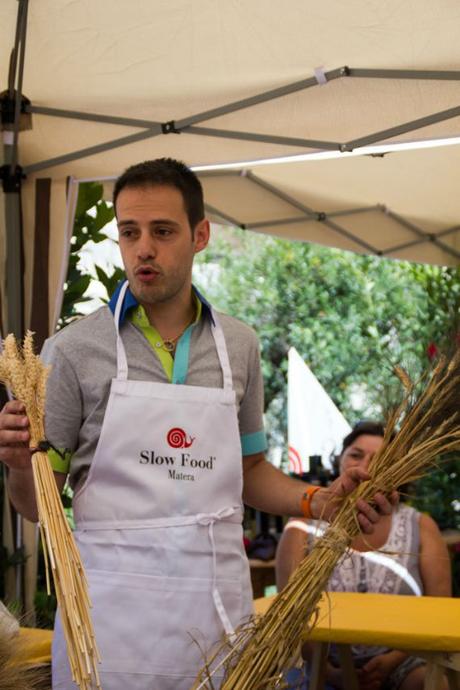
left=238, top=334, right=267, bottom=456
left=41, top=337, right=83, bottom=469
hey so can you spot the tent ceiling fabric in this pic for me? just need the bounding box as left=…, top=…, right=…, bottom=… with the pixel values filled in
left=199, top=143, right=460, bottom=264
left=1, top=0, right=460, bottom=268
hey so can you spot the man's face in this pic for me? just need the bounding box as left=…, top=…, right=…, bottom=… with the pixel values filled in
left=116, top=184, right=209, bottom=309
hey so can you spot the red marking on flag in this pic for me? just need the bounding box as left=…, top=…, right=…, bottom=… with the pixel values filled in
left=288, top=445, right=302, bottom=475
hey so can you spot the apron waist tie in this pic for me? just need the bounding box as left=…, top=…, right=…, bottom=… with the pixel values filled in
left=196, top=506, right=237, bottom=639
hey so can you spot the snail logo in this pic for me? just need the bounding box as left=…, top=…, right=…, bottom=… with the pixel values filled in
left=167, top=427, right=195, bottom=449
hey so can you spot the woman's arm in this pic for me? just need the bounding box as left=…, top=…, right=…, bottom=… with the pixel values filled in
left=418, top=513, right=452, bottom=596
left=275, top=519, right=310, bottom=591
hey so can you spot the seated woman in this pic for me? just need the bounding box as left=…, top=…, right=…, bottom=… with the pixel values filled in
left=276, top=421, right=452, bottom=690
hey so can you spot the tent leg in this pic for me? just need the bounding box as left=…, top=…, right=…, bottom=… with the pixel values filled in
left=2, top=141, right=24, bottom=339
left=1, top=138, right=25, bottom=608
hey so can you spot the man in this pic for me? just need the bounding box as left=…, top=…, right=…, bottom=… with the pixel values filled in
left=0, top=159, right=392, bottom=690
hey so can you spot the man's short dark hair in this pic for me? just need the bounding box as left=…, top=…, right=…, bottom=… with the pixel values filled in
left=113, top=158, right=205, bottom=230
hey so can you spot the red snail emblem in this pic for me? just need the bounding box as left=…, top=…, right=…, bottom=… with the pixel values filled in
left=167, top=428, right=195, bottom=448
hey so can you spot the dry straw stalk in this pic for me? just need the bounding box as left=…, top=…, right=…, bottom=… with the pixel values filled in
left=0, top=332, right=101, bottom=690
left=194, top=350, right=460, bottom=690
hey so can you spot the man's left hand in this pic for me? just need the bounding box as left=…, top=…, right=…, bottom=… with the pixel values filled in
left=311, top=467, right=397, bottom=533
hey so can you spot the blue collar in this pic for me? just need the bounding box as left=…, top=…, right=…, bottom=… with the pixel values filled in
left=108, top=280, right=214, bottom=326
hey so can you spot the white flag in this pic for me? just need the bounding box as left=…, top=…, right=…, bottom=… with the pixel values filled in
left=288, top=347, right=351, bottom=472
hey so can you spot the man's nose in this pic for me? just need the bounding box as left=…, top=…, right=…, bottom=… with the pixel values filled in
left=136, top=233, right=156, bottom=260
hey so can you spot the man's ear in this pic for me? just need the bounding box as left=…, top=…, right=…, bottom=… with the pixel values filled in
left=193, top=219, right=210, bottom=254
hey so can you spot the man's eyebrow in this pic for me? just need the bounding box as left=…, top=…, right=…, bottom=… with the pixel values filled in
left=117, top=218, right=180, bottom=227
left=149, top=218, right=180, bottom=227
left=117, top=219, right=138, bottom=227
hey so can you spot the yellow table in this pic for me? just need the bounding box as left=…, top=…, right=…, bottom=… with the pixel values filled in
left=255, top=592, right=460, bottom=690
left=16, top=627, right=53, bottom=665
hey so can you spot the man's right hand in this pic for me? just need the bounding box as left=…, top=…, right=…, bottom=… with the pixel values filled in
left=0, top=400, right=32, bottom=470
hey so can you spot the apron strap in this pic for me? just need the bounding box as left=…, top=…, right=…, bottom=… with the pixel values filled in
left=210, top=310, right=233, bottom=391
left=196, top=506, right=237, bottom=639
left=114, top=280, right=130, bottom=380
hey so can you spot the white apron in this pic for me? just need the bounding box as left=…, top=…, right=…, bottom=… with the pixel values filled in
left=52, top=282, right=254, bottom=690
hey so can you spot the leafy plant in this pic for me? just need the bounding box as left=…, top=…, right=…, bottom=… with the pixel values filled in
left=59, top=182, right=117, bottom=326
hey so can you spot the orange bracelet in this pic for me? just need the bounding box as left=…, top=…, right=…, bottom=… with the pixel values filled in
left=300, top=485, right=321, bottom=519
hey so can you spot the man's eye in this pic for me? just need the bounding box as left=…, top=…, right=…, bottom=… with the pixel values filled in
left=156, top=227, right=173, bottom=237
left=120, top=228, right=133, bottom=237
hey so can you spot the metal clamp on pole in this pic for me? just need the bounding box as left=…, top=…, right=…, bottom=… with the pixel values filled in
left=161, top=120, right=180, bottom=134
left=0, top=91, right=31, bottom=128
left=0, top=163, right=25, bottom=193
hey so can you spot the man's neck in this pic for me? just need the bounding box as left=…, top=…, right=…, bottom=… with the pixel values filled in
left=141, top=291, right=196, bottom=340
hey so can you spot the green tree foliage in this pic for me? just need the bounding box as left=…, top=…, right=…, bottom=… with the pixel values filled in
left=195, top=227, right=457, bottom=425
left=409, top=264, right=460, bottom=355
left=196, top=228, right=460, bottom=590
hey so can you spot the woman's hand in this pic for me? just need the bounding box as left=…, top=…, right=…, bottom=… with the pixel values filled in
left=357, top=651, right=405, bottom=690
left=326, top=663, right=345, bottom=689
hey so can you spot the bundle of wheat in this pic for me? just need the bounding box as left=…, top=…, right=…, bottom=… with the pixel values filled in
left=194, top=350, right=460, bottom=690
left=0, top=627, right=46, bottom=690
left=0, top=333, right=101, bottom=690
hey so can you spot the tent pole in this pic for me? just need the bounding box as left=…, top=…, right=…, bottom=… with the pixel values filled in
left=185, top=125, right=340, bottom=150
left=345, top=104, right=460, bottom=151
left=21, top=66, right=460, bottom=175
left=29, top=105, right=163, bottom=129
left=323, top=217, right=379, bottom=254
left=23, top=125, right=162, bottom=175
left=247, top=217, right=317, bottom=230
left=348, top=68, right=460, bottom=81
left=175, top=67, right=345, bottom=128
left=246, top=170, right=316, bottom=214
left=2, top=0, right=29, bottom=612
left=2, top=139, right=24, bottom=339
left=26, top=69, right=460, bottom=132
left=328, top=205, right=384, bottom=218
left=203, top=203, right=242, bottom=227
left=437, top=224, right=460, bottom=239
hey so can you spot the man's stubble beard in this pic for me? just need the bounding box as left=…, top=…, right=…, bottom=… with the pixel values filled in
left=129, top=268, right=190, bottom=307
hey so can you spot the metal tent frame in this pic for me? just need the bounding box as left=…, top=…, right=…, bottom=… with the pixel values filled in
left=2, top=1, right=460, bottom=336
left=200, top=170, right=460, bottom=262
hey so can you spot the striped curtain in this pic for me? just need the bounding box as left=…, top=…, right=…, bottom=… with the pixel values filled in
left=1, top=173, right=71, bottom=623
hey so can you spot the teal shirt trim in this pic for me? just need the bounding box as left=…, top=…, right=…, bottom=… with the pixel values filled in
left=240, top=430, right=268, bottom=456
left=173, top=325, right=193, bottom=385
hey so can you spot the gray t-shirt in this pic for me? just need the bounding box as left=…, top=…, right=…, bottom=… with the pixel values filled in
left=41, top=305, right=267, bottom=490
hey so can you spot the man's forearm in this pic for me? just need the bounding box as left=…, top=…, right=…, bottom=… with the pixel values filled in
left=7, top=466, right=67, bottom=523
left=242, top=452, right=394, bottom=531
left=243, top=454, right=305, bottom=516
left=6, top=467, right=40, bottom=522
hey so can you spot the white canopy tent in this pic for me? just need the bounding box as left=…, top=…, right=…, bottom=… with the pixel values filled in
left=1, top=0, right=460, bottom=344
left=1, top=0, right=460, bottom=615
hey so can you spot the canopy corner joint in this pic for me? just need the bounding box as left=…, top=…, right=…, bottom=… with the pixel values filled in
left=161, top=120, right=180, bottom=135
